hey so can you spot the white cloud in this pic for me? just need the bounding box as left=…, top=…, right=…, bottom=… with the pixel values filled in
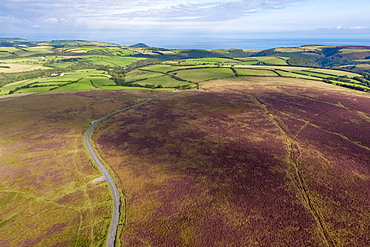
left=1, top=0, right=370, bottom=42
left=1, top=0, right=299, bottom=28
left=348, top=26, right=368, bottom=30
left=322, top=26, right=369, bottom=30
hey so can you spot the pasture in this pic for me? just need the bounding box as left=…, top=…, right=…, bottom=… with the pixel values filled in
left=307, top=68, right=361, bottom=77
left=235, top=68, right=278, bottom=76
left=180, top=58, right=241, bottom=65
left=137, top=75, right=192, bottom=88
left=0, top=64, right=51, bottom=73
left=1, top=60, right=368, bottom=95
left=82, top=56, right=143, bottom=67
left=274, top=69, right=318, bottom=80
left=169, top=67, right=235, bottom=82
left=140, top=64, right=197, bottom=73
left=253, top=56, right=289, bottom=65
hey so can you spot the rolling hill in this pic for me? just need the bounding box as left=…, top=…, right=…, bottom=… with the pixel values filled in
left=1, top=38, right=370, bottom=247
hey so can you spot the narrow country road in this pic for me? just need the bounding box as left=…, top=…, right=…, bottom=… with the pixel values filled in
left=84, top=92, right=180, bottom=247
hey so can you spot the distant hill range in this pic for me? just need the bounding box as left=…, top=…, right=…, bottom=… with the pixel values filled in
left=1, top=38, right=370, bottom=72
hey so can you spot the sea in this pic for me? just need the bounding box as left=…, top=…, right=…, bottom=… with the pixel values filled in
left=156, top=38, right=370, bottom=50
left=7, top=33, right=370, bottom=50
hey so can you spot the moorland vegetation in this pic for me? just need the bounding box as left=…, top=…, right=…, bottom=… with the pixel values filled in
left=1, top=38, right=370, bottom=246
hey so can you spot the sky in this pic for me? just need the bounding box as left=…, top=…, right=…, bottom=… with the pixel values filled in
left=1, top=0, right=369, bottom=48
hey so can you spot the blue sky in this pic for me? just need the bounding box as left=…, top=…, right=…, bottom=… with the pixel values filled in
left=1, top=0, right=369, bottom=48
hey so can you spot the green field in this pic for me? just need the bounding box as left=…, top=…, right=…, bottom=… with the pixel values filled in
left=181, top=58, right=241, bottom=65
left=255, top=56, right=289, bottom=65
left=0, top=40, right=369, bottom=95
left=1, top=62, right=368, bottom=95
left=3, top=74, right=84, bottom=90
left=140, top=64, right=195, bottom=73
left=0, top=57, right=49, bottom=65
left=235, top=68, right=278, bottom=76
left=307, top=68, right=361, bottom=78
left=8, top=47, right=54, bottom=57
left=274, top=70, right=318, bottom=80
left=60, top=46, right=136, bottom=56
left=237, top=56, right=289, bottom=65
left=98, top=85, right=174, bottom=90
left=0, top=63, right=51, bottom=73
left=329, top=80, right=370, bottom=91
left=169, top=68, right=235, bottom=82
left=1, top=79, right=37, bottom=94
left=89, top=77, right=116, bottom=87
left=82, top=56, right=143, bottom=67
left=291, top=70, right=340, bottom=78
left=54, top=78, right=95, bottom=91
left=233, top=58, right=259, bottom=65
left=126, top=70, right=164, bottom=82
left=137, top=75, right=192, bottom=88
left=16, top=86, right=57, bottom=93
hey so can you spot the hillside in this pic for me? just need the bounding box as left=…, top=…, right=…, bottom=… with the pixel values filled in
left=0, top=38, right=370, bottom=95
left=94, top=77, right=370, bottom=246
left=1, top=38, right=370, bottom=246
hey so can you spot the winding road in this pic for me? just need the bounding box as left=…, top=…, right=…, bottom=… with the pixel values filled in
left=84, top=92, right=180, bottom=247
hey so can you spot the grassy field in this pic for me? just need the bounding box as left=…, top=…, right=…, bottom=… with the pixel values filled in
left=8, top=47, right=55, bottom=57
left=235, top=68, right=278, bottom=76
left=340, top=48, right=370, bottom=54
left=341, top=64, right=370, bottom=70
left=174, top=57, right=289, bottom=66
left=169, top=67, right=235, bottom=82
left=234, top=58, right=259, bottom=65
left=0, top=69, right=111, bottom=94
left=1, top=61, right=368, bottom=95
left=254, top=56, right=289, bottom=65
left=180, top=58, right=241, bottom=65
left=55, top=78, right=95, bottom=91
left=98, top=85, right=174, bottom=90
left=234, top=65, right=310, bottom=71
left=1, top=66, right=191, bottom=94
left=59, top=46, right=136, bottom=56
left=231, top=65, right=362, bottom=80
left=0, top=57, right=50, bottom=65
left=82, top=56, right=144, bottom=67
left=89, top=77, right=117, bottom=87
left=0, top=64, right=51, bottom=73
left=307, top=68, right=361, bottom=77
left=0, top=90, right=170, bottom=246
left=274, top=69, right=319, bottom=80
left=16, top=86, right=58, bottom=93
left=291, top=70, right=343, bottom=78
left=93, top=76, right=370, bottom=246
left=137, top=75, right=192, bottom=88
left=140, top=64, right=197, bottom=73
left=126, top=70, right=165, bottom=82
left=124, top=66, right=193, bottom=88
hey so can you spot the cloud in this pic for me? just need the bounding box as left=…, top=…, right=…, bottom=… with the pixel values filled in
left=347, top=26, right=369, bottom=30
left=0, top=0, right=300, bottom=32
left=102, top=0, right=300, bottom=22
left=321, top=26, right=369, bottom=30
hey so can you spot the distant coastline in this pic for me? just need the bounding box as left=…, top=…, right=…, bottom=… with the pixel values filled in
left=155, top=38, right=370, bottom=50
left=1, top=33, right=368, bottom=50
